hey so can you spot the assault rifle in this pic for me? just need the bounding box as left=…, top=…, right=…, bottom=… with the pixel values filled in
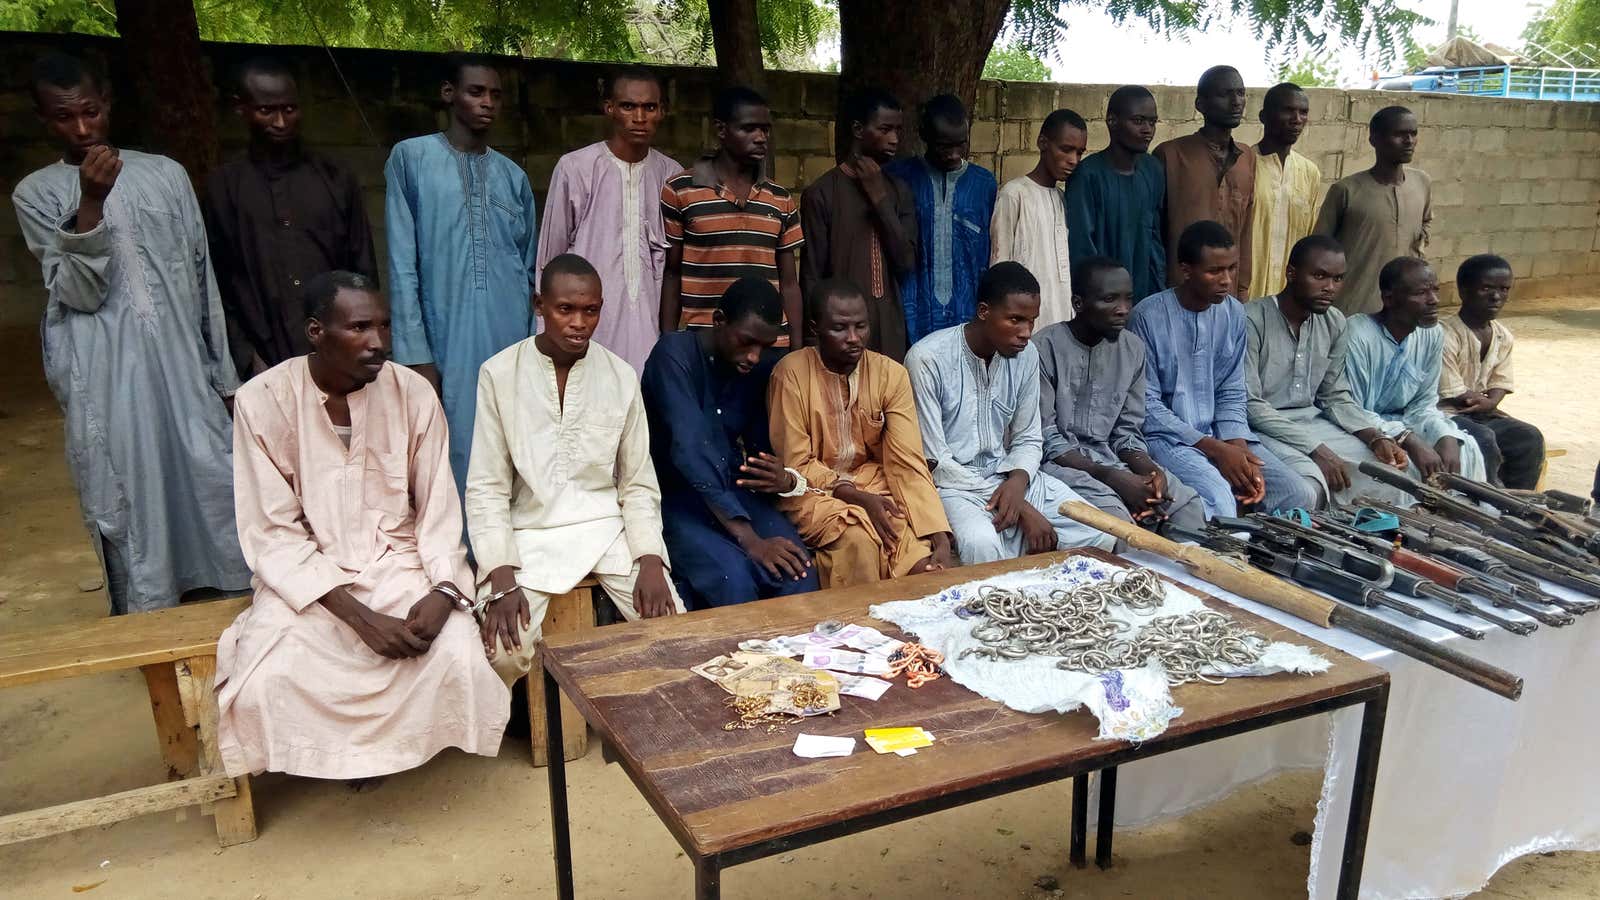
left=1433, top=472, right=1599, bottom=553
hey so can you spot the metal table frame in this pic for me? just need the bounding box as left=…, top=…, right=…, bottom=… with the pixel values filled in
left=543, top=666, right=1389, bottom=900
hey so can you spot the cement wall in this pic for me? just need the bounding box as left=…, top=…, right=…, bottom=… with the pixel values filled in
left=4, top=32, right=1598, bottom=326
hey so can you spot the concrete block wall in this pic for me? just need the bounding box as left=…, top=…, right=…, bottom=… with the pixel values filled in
left=3, top=32, right=1598, bottom=326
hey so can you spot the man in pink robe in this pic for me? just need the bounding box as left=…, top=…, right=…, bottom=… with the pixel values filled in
left=216, top=271, right=508, bottom=780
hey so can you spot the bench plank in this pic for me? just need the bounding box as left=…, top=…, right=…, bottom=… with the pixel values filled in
left=0, top=775, right=236, bottom=846
left=0, top=597, right=250, bottom=688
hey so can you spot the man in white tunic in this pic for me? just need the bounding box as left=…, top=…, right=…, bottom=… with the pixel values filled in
left=11, top=52, right=250, bottom=614
left=217, top=272, right=508, bottom=780
left=906, top=262, right=1114, bottom=563
left=991, top=109, right=1088, bottom=328
left=536, top=68, right=681, bottom=373
left=467, top=255, right=685, bottom=684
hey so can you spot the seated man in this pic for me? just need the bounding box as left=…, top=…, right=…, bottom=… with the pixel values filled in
left=641, top=276, right=821, bottom=608
left=1438, top=254, right=1545, bottom=489
left=217, top=271, right=508, bottom=781
left=768, top=279, right=955, bottom=587
left=1244, top=235, right=1414, bottom=507
left=466, top=254, right=686, bottom=685
left=1343, top=257, right=1486, bottom=481
left=1034, top=257, right=1206, bottom=531
left=905, top=261, right=1116, bottom=563
left=1129, top=221, right=1317, bottom=518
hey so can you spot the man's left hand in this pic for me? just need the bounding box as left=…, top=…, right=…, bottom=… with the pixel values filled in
left=986, top=471, right=1030, bottom=531
left=634, top=556, right=677, bottom=619
left=1017, top=506, right=1059, bottom=555
left=404, top=590, right=454, bottom=644
left=736, top=452, right=797, bottom=494
left=1436, top=437, right=1464, bottom=475
left=840, top=156, right=890, bottom=205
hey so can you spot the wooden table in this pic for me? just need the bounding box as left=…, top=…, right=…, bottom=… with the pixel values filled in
left=538, top=550, right=1390, bottom=899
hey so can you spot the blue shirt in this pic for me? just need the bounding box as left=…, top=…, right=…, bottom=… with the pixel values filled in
left=383, top=134, right=538, bottom=496
left=640, top=331, right=778, bottom=522
left=885, top=158, right=997, bottom=344
left=1065, top=151, right=1166, bottom=301
left=1128, top=289, right=1253, bottom=446
left=1342, top=313, right=1467, bottom=448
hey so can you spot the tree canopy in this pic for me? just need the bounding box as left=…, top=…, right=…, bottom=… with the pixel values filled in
left=983, top=42, right=1051, bottom=81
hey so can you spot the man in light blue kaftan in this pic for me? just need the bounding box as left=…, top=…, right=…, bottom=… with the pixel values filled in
left=1129, top=222, right=1317, bottom=519
left=885, top=94, right=997, bottom=345
left=11, top=53, right=250, bottom=613
left=385, top=56, right=537, bottom=499
left=1342, top=257, right=1486, bottom=482
left=905, top=263, right=1114, bottom=563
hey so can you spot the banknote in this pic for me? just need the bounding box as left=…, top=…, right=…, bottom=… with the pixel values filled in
left=833, top=673, right=893, bottom=700
left=802, top=647, right=893, bottom=676
left=692, top=651, right=841, bottom=715
left=834, top=624, right=906, bottom=657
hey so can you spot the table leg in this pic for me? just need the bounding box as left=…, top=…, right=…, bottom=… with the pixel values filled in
left=695, top=855, right=721, bottom=900
left=1335, top=688, right=1389, bottom=900
left=1095, top=766, right=1117, bottom=869
left=545, top=668, right=575, bottom=900
left=1069, top=772, right=1088, bottom=868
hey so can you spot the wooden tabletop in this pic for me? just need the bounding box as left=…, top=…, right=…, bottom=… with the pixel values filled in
left=540, top=549, right=1387, bottom=858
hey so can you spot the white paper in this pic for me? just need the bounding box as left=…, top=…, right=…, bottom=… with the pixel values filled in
left=792, top=733, right=857, bottom=758
left=894, top=747, right=918, bottom=757
left=835, top=624, right=907, bottom=657
left=835, top=673, right=893, bottom=700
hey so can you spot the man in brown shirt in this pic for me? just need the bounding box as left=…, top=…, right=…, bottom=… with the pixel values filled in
left=801, top=88, right=918, bottom=360
left=1153, top=65, right=1256, bottom=298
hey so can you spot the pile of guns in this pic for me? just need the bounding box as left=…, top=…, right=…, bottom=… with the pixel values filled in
left=1155, top=464, right=1600, bottom=701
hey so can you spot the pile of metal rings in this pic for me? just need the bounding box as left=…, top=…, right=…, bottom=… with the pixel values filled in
left=956, top=568, right=1268, bottom=686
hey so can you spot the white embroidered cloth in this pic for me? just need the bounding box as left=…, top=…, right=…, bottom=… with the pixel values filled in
left=870, top=556, right=1330, bottom=741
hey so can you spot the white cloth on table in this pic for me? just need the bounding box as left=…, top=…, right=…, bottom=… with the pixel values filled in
left=1108, top=550, right=1600, bottom=900
left=870, top=556, right=1329, bottom=742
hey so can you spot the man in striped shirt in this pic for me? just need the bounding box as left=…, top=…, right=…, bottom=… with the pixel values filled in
left=660, top=85, right=804, bottom=348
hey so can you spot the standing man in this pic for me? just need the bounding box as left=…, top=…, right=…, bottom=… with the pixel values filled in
left=801, top=88, right=918, bottom=360
left=991, top=109, right=1088, bottom=328
left=217, top=272, right=508, bottom=780
left=1438, top=255, right=1543, bottom=488
left=768, top=280, right=955, bottom=587
left=13, top=52, right=250, bottom=614
left=1128, top=221, right=1317, bottom=518
left=1066, top=85, right=1166, bottom=301
left=1314, top=106, right=1431, bottom=315
left=536, top=67, right=681, bottom=374
left=1343, top=258, right=1486, bottom=480
left=467, top=255, right=685, bottom=684
left=385, top=53, right=537, bottom=499
left=1244, top=236, right=1414, bottom=508
left=1034, top=257, right=1206, bottom=530
left=1249, top=82, right=1321, bottom=297
left=1154, top=66, right=1257, bottom=297
left=205, top=56, right=378, bottom=381
left=661, top=86, right=804, bottom=348
left=886, top=94, right=997, bottom=345
left=641, top=277, right=819, bottom=608
left=905, top=262, right=1115, bottom=563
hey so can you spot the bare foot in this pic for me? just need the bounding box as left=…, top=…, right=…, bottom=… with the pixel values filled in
left=346, top=776, right=387, bottom=793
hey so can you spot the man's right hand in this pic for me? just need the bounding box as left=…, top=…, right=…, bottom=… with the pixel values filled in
left=79, top=144, right=121, bottom=203
left=742, top=535, right=811, bottom=582
left=409, top=363, right=442, bottom=397
left=1369, top=436, right=1409, bottom=469
left=1102, top=468, right=1164, bottom=521
left=1404, top=434, right=1444, bottom=478
left=1199, top=438, right=1265, bottom=504
left=836, top=483, right=903, bottom=547
left=480, top=588, right=531, bottom=659
left=1309, top=445, right=1352, bottom=495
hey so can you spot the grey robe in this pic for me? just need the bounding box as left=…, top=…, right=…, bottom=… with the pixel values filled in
left=12, top=150, right=251, bottom=612
left=1033, top=323, right=1205, bottom=529
left=1243, top=296, right=1419, bottom=507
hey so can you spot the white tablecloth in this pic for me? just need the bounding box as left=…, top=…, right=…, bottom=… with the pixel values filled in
left=1112, top=551, right=1600, bottom=899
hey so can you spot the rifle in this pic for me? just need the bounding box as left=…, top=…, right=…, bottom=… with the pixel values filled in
left=1211, top=516, right=1488, bottom=641
left=1357, top=462, right=1599, bottom=569
left=1057, top=501, right=1523, bottom=700
left=1306, top=513, right=1554, bottom=631
left=1433, top=472, right=1598, bottom=550
left=1359, top=498, right=1600, bottom=612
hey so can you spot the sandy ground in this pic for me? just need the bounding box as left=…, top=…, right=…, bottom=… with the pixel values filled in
left=2, top=304, right=1598, bottom=900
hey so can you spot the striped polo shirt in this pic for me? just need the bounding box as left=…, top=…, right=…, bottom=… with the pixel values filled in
left=660, top=156, right=803, bottom=333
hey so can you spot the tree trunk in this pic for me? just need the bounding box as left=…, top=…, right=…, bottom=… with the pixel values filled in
left=114, top=0, right=219, bottom=190
left=837, top=1, right=1011, bottom=157
left=707, top=0, right=765, bottom=89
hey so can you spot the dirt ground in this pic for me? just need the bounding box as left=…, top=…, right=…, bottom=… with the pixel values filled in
left=2, top=303, right=1598, bottom=900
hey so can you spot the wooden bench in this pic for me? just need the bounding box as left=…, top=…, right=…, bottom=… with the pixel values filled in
left=0, top=597, right=257, bottom=848
left=526, top=577, right=599, bottom=767
left=1536, top=447, right=1568, bottom=492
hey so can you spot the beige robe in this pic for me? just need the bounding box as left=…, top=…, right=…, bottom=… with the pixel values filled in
left=216, top=359, right=508, bottom=779
left=768, top=348, right=951, bottom=586
left=991, top=176, right=1073, bottom=326
left=465, top=339, right=682, bottom=682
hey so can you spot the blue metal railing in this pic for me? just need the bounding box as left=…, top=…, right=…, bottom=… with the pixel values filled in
left=1383, top=65, right=1600, bottom=102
